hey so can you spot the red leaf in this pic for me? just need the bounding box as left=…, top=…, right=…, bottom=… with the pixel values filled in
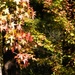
left=25, top=32, right=30, bottom=42
left=29, top=36, right=33, bottom=42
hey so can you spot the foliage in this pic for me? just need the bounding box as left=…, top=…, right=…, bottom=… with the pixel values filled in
left=30, top=0, right=75, bottom=75
left=0, top=0, right=75, bottom=75
left=0, top=0, right=36, bottom=69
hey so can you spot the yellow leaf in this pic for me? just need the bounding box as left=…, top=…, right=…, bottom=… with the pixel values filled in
left=70, top=33, right=74, bottom=36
